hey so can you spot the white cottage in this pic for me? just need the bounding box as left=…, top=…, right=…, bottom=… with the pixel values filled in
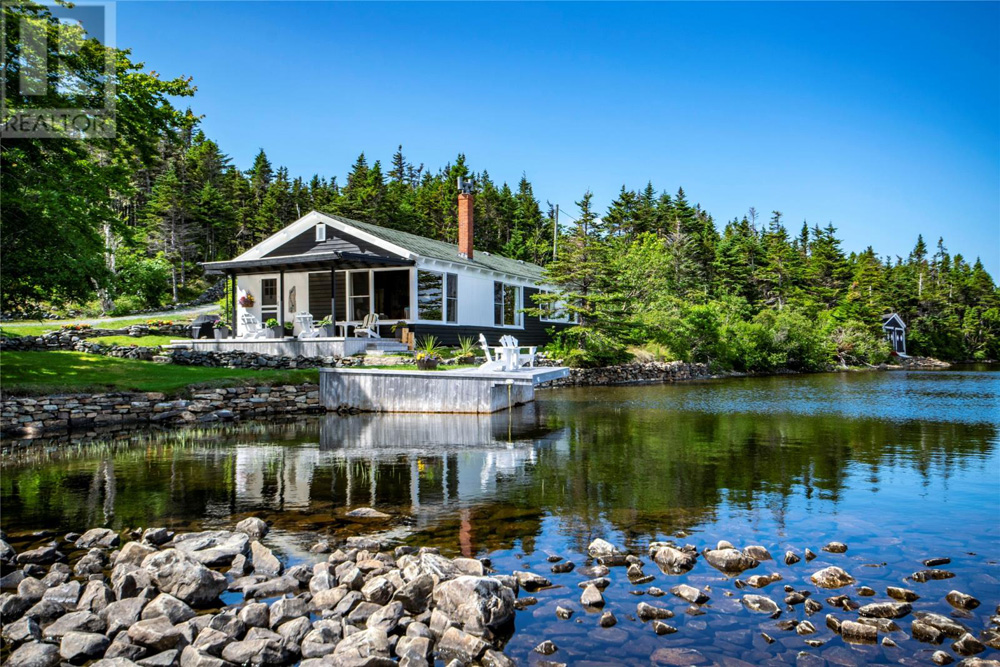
left=201, top=184, right=569, bottom=349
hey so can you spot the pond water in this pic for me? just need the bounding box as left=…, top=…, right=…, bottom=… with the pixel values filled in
left=2, top=368, right=999, bottom=665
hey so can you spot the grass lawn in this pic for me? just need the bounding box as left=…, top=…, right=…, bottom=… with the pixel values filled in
left=87, top=335, right=176, bottom=347
left=0, top=311, right=216, bottom=337
left=0, top=351, right=318, bottom=397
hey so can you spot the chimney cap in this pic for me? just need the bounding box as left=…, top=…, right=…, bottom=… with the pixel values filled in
left=457, top=176, right=475, bottom=195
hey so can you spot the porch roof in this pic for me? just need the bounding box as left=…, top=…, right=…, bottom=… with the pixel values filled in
left=201, top=251, right=414, bottom=276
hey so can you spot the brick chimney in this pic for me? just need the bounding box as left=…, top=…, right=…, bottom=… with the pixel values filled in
left=457, top=177, right=474, bottom=259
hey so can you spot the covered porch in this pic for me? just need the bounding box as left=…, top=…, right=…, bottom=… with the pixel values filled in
left=202, top=251, right=417, bottom=341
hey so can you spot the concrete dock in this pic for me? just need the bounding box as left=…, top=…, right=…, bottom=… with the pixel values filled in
left=319, top=366, right=569, bottom=413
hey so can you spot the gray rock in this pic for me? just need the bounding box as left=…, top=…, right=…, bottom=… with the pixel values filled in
left=1, top=592, right=32, bottom=622
left=396, top=635, right=432, bottom=662
left=142, top=593, right=196, bottom=624
left=947, top=590, right=981, bottom=611
left=248, top=541, right=282, bottom=577
left=810, top=566, right=855, bottom=589
left=511, top=570, right=550, bottom=591
left=143, top=550, right=227, bottom=606
left=138, top=650, right=180, bottom=667
left=310, top=586, right=348, bottom=611
left=95, top=659, right=145, bottom=667
left=580, top=584, right=604, bottom=608
left=599, top=611, right=617, bottom=627
left=332, top=627, right=391, bottom=661
left=741, top=594, right=780, bottom=617
left=653, top=620, right=678, bottom=635
left=362, top=576, right=395, bottom=605
left=822, top=542, right=848, bottom=554
left=128, top=617, right=186, bottom=652
left=237, top=602, right=269, bottom=628
left=344, top=507, right=390, bottom=519
left=208, top=613, right=245, bottom=639
left=23, top=599, right=64, bottom=624
left=179, top=646, right=231, bottom=667
left=887, top=586, right=919, bottom=602
left=60, top=631, right=111, bottom=662
left=234, top=518, right=268, bottom=540
left=784, top=551, right=801, bottom=565
left=77, top=528, right=120, bottom=549
left=953, top=632, right=986, bottom=656
left=268, top=597, right=307, bottom=628
left=743, top=545, right=772, bottom=561
left=367, top=601, right=405, bottom=634
left=534, top=640, right=558, bottom=655
left=77, top=580, right=116, bottom=613
left=670, top=584, right=709, bottom=604
left=436, top=626, right=487, bottom=663
left=913, top=620, right=946, bottom=645
left=933, top=651, right=955, bottom=665
left=104, top=638, right=147, bottom=662
left=840, top=620, right=878, bottom=644
left=42, top=610, right=106, bottom=639
left=170, top=532, right=249, bottom=568
left=192, top=628, right=231, bottom=657
left=116, top=543, right=157, bottom=569
left=300, top=624, right=341, bottom=659
left=704, top=547, right=759, bottom=574
left=142, top=528, right=171, bottom=546
left=102, top=598, right=149, bottom=635
left=587, top=539, right=621, bottom=559
left=242, top=575, right=298, bottom=599
left=649, top=544, right=697, bottom=574
left=636, top=602, right=674, bottom=620
left=276, top=616, right=311, bottom=646
left=17, top=577, right=47, bottom=602
left=859, top=601, right=912, bottom=619
left=915, top=612, right=971, bottom=639
left=6, top=641, right=62, bottom=667
left=555, top=605, right=573, bottom=620
left=431, top=576, right=514, bottom=636
left=912, top=569, right=956, bottom=583
left=16, top=545, right=61, bottom=565
left=2, top=616, right=41, bottom=646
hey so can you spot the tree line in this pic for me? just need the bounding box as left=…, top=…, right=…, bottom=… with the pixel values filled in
left=2, top=1, right=997, bottom=366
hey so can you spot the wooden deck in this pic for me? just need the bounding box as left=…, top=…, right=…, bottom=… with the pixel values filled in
left=319, top=366, right=569, bottom=414
left=170, top=337, right=409, bottom=357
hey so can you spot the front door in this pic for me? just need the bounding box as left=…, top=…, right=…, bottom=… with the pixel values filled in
left=308, top=273, right=332, bottom=321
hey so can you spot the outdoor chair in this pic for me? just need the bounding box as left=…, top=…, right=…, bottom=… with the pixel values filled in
left=499, top=334, right=537, bottom=369
left=239, top=313, right=269, bottom=339
left=295, top=312, right=323, bottom=339
left=478, top=334, right=507, bottom=372
left=354, top=313, right=381, bottom=338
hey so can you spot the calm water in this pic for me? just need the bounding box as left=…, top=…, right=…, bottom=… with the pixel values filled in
left=2, top=369, right=999, bottom=664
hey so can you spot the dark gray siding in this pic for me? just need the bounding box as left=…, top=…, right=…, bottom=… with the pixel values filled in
left=406, top=322, right=569, bottom=347
left=264, top=225, right=400, bottom=259
left=308, top=273, right=332, bottom=320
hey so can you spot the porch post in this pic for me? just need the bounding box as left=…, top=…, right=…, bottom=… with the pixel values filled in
left=330, top=265, right=336, bottom=333
left=279, top=270, right=285, bottom=332
left=230, top=272, right=237, bottom=337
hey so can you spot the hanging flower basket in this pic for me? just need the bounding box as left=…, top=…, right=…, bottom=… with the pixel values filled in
left=239, top=293, right=255, bottom=308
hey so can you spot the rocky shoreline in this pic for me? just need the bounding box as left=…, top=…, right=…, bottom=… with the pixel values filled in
left=1, top=522, right=997, bottom=667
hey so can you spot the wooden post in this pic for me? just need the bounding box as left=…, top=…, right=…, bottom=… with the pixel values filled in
left=279, top=270, right=285, bottom=333
left=330, top=266, right=337, bottom=336
left=230, top=272, right=238, bottom=337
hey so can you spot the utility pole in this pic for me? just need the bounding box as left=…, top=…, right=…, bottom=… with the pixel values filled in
left=553, top=204, right=559, bottom=261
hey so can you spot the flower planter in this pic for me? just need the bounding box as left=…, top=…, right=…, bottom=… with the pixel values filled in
left=455, top=355, right=475, bottom=365
left=267, top=326, right=284, bottom=339
left=321, top=324, right=336, bottom=337
left=416, top=358, right=439, bottom=371
left=213, top=327, right=230, bottom=340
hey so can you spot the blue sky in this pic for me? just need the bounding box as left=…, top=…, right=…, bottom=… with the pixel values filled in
left=118, top=2, right=999, bottom=276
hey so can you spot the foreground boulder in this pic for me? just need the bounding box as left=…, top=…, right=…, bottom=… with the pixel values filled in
left=810, top=566, right=855, bottom=589
left=142, top=550, right=227, bottom=606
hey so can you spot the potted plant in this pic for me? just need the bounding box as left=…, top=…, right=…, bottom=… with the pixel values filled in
left=213, top=320, right=231, bottom=340
left=284, top=321, right=294, bottom=337
left=455, top=335, right=477, bottom=365
left=264, top=318, right=282, bottom=339
left=415, top=335, right=443, bottom=370
left=391, top=320, right=407, bottom=340
left=317, top=315, right=335, bottom=337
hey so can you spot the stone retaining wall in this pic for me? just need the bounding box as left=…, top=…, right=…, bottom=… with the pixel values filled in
left=0, top=325, right=190, bottom=352
left=539, top=360, right=712, bottom=386
left=1, top=384, right=322, bottom=438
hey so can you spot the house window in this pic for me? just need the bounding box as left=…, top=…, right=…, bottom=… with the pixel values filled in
left=261, top=279, right=277, bottom=306
left=417, top=271, right=443, bottom=321
left=446, top=273, right=458, bottom=323
left=315, top=224, right=326, bottom=242
left=494, top=281, right=521, bottom=327
left=349, top=272, right=370, bottom=320
left=536, top=289, right=568, bottom=322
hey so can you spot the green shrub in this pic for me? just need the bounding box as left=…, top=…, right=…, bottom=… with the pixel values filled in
left=108, top=295, right=144, bottom=316
left=116, top=253, right=170, bottom=308
left=549, top=326, right=632, bottom=368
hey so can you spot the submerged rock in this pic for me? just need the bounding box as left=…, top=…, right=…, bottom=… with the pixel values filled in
left=741, top=594, right=780, bottom=617
left=912, top=569, right=956, bottom=583
left=858, top=601, right=912, bottom=619
left=887, top=586, right=919, bottom=602
left=810, top=566, right=855, bottom=589
left=946, top=590, right=981, bottom=611
left=704, top=547, right=759, bottom=574
left=670, top=584, right=709, bottom=604
left=822, top=542, right=848, bottom=554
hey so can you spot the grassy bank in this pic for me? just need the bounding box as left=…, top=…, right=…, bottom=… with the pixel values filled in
left=88, top=335, right=176, bottom=347
left=0, top=351, right=317, bottom=397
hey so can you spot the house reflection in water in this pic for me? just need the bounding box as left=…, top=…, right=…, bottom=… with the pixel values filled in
left=229, top=403, right=564, bottom=549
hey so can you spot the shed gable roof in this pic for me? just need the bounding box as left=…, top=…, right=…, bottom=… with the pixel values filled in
left=881, top=312, right=906, bottom=330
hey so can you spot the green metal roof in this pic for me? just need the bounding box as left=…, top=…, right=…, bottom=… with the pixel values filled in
left=321, top=212, right=547, bottom=283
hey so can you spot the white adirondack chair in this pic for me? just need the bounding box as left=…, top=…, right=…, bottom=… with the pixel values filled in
left=239, top=313, right=268, bottom=339
left=296, top=312, right=323, bottom=339
left=478, top=334, right=505, bottom=371
left=499, top=335, right=537, bottom=369
left=354, top=313, right=381, bottom=338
